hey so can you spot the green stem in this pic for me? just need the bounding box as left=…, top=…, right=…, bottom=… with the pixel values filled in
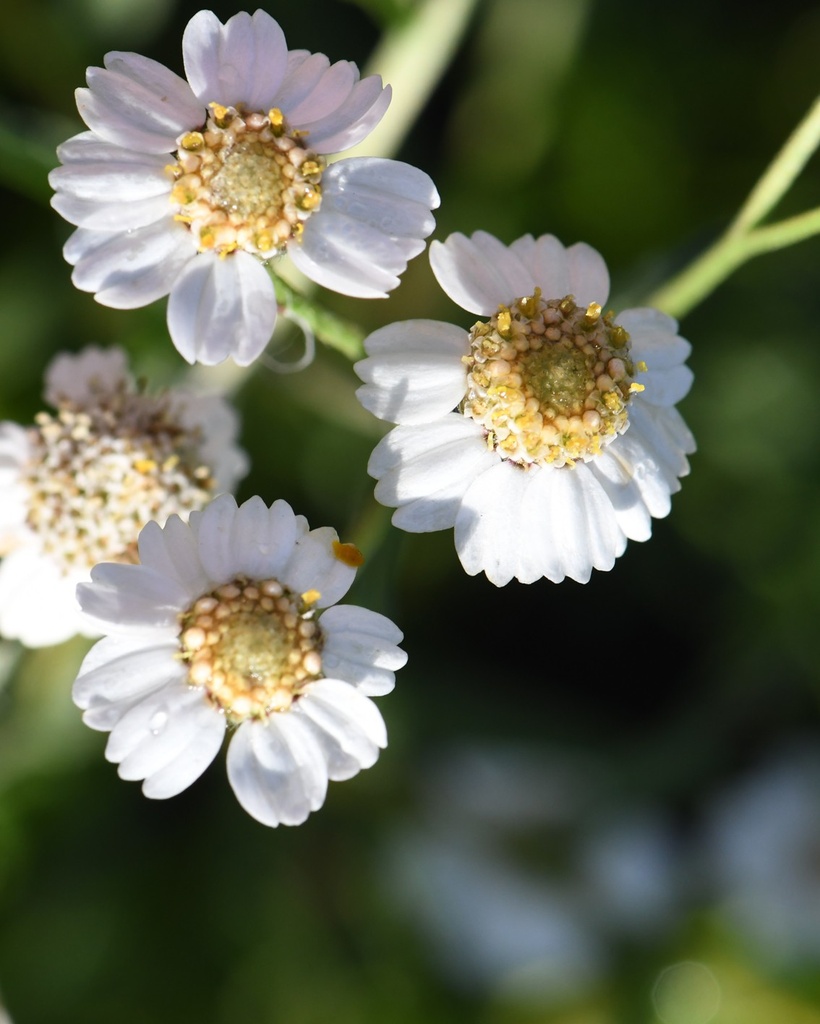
left=727, top=94, right=820, bottom=237
left=645, top=94, right=820, bottom=319
left=271, top=276, right=365, bottom=360
left=646, top=206, right=820, bottom=319
left=342, top=0, right=480, bottom=161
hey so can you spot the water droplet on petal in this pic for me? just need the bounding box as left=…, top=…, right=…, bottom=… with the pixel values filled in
left=149, top=709, right=168, bottom=736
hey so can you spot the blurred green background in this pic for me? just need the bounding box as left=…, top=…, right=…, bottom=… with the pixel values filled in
left=1, top=0, right=820, bottom=1021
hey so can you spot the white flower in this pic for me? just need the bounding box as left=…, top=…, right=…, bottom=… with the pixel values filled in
left=0, top=346, right=247, bottom=647
left=49, top=8, right=440, bottom=367
left=73, top=492, right=406, bottom=827
left=702, top=745, right=820, bottom=967
left=355, top=231, right=695, bottom=585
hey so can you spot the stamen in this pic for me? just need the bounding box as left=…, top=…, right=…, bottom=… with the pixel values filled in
left=179, top=576, right=325, bottom=723
left=24, top=385, right=215, bottom=572
left=463, top=291, right=643, bottom=469
left=169, top=103, right=325, bottom=258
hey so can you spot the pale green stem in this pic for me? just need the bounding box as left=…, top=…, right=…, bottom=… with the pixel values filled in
left=646, top=94, right=820, bottom=319
left=341, top=0, right=481, bottom=162
left=271, top=276, right=365, bottom=360
left=274, top=0, right=480, bottom=349
left=727, top=94, right=820, bottom=238
left=647, top=206, right=820, bottom=319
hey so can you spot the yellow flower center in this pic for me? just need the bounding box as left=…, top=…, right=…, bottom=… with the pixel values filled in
left=463, top=290, right=644, bottom=468
left=168, top=104, right=324, bottom=258
left=179, top=578, right=324, bottom=724
left=19, top=384, right=214, bottom=572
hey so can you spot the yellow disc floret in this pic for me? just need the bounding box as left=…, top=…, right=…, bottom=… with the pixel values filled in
left=22, top=383, right=215, bottom=571
left=463, top=290, right=643, bottom=468
left=179, top=577, right=324, bottom=724
left=168, top=104, right=325, bottom=258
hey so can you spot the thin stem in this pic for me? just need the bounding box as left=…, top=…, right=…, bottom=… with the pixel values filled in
left=341, top=0, right=480, bottom=161
left=728, top=94, right=820, bottom=237
left=271, top=276, right=365, bottom=361
left=646, top=205, right=820, bottom=319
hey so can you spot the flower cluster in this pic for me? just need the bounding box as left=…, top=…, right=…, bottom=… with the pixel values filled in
left=2, top=7, right=698, bottom=828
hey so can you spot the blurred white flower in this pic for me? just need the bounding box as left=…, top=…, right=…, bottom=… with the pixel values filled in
left=49, top=9, right=440, bottom=366
left=703, top=745, right=820, bottom=968
left=73, top=493, right=406, bottom=827
left=389, top=828, right=608, bottom=1003
left=0, top=346, right=246, bottom=647
left=384, top=742, right=686, bottom=1005
left=356, top=231, right=695, bottom=585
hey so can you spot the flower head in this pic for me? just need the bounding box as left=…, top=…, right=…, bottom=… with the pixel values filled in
left=49, top=9, right=440, bottom=366
left=0, top=346, right=246, bottom=646
left=73, top=493, right=405, bottom=827
left=355, top=231, right=695, bottom=585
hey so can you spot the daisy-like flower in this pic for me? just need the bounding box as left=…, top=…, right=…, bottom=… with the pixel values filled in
left=355, top=231, right=695, bottom=585
left=0, top=346, right=247, bottom=647
left=73, top=493, right=406, bottom=827
left=48, top=9, right=440, bottom=367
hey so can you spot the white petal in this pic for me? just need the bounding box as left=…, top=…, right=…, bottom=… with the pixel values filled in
left=429, top=231, right=535, bottom=315
left=280, top=59, right=357, bottom=125
left=319, top=605, right=406, bottom=696
left=166, top=251, right=277, bottom=366
left=617, top=308, right=690, bottom=369
left=74, top=634, right=182, bottom=712
left=78, top=54, right=201, bottom=153
left=105, top=683, right=223, bottom=798
left=320, top=158, right=439, bottom=240
left=639, top=363, right=694, bottom=407
left=608, top=403, right=693, bottom=518
left=298, top=679, right=387, bottom=779
left=189, top=494, right=300, bottom=584
left=187, top=492, right=240, bottom=583
left=169, top=392, right=248, bottom=494
left=79, top=562, right=187, bottom=631
left=590, top=449, right=653, bottom=542
left=284, top=527, right=357, bottom=608
left=369, top=417, right=497, bottom=533
left=296, top=77, right=391, bottom=153
left=49, top=152, right=171, bottom=203
left=566, top=241, right=610, bottom=306
left=452, top=460, right=531, bottom=586
left=272, top=51, right=330, bottom=115
left=292, top=210, right=418, bottom=299
left=356, top=319, right=468, bottom=425
left=137, top=516, right=210, bottom=598
left=229, top=495, right=287, bottom=578
left=182, top=9, right=289, bottom=110
left=455, top=461, right=626, bottom=585
left=64, top=219, right=194, bottom=308
left=508, top=234, right=569, bottom=298
left=537, top=466, right=626, bottom=582
left=226, top=715, right=329, bottom=827
left=510, top=234, right=609, bottom=304
left=51, top=190, right=171, bottom=231
left=44, top=345, right=130, bottom=407
left=0, top=549, right=90, bottom=646
left=141, top=707, right=226, bottom=799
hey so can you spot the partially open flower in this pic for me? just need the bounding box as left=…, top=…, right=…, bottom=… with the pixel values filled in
left=49, top=9, right=440, bottom=366
left=73, top=493, right=406, bottom=827
left=355, top=231, right=695, bottom=585
left=0, top=346, right=246, bottom=646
